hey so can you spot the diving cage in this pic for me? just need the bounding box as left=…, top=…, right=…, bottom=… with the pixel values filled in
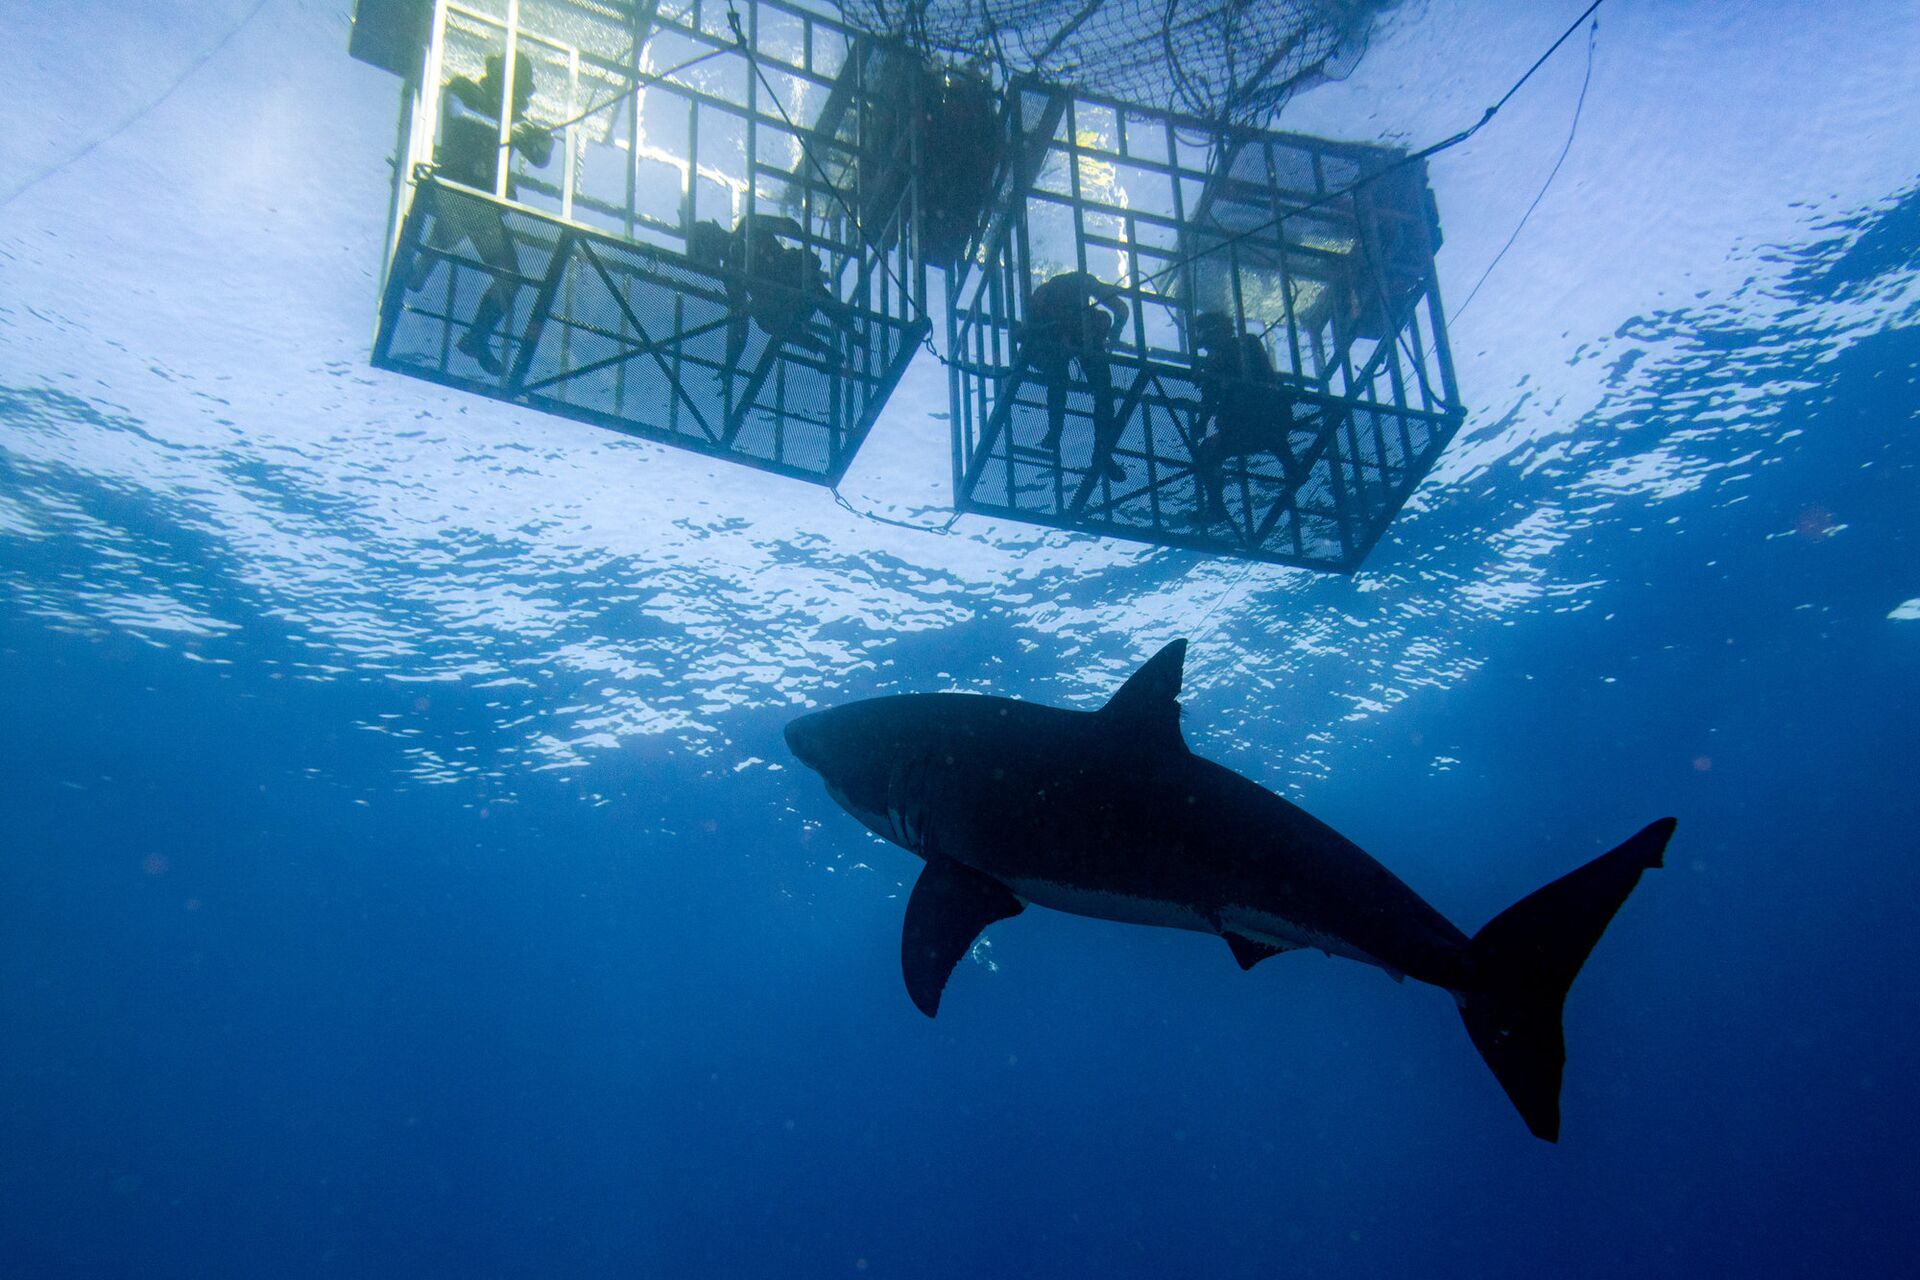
left=351, top=0, right=933, bottom=484
left=945, top=80, right=1464, bottom=571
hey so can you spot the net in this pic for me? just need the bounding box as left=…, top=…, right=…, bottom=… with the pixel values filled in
left=835, top=0, right=1387, bottom=125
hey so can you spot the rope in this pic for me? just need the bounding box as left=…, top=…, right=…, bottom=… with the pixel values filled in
left=0, top=0, right=273, bottom=211
left=1453, top=15, right=1599, bottom=320
left=1134, top=0, right=1609, bottom=294
left=1166, top=7, right=1607, bottom=654
left=529, top=44, right=732, bottom=140
left=832, top=485, right=963, bottom=534
left=727, top=5, right=924, bottom=307
left=724, top=3, right=952, bottom=370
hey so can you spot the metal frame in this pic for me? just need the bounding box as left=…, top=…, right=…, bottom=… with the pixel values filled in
left=945, top=78, right=1464, bottom=571
left=370, top=0, right=931, bottom=485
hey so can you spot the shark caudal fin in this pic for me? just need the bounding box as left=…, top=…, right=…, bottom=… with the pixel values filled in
left=1460, top=817, right=1674, bottom=1142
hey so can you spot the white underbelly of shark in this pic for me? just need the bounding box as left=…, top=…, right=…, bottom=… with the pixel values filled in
left=1003, top=877, right=1212, bottom=933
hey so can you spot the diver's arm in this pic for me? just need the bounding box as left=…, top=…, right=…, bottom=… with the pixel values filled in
left=753, top=214, right=809, bottom=242
left=442, top=76, right=487, bottom=112
left=512, top=120, right=554, bottom=167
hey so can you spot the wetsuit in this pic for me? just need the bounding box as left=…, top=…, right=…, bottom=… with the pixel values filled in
left=1019, top=271, right=1128, bottom=478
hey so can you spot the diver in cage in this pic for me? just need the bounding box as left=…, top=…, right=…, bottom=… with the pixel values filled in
left=1188, top=311, right=1317, bottom=527
left=690, top=215, right=859, bottom=373
left=918, top=63, right=1001, bottom=262
left=1017, top=270, right=1131, bottom=483
left=405, top=52, right=554, bottom=376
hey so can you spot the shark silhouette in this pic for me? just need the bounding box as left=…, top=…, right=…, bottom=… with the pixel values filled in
left=784, top=639, right=1671, bottom=1141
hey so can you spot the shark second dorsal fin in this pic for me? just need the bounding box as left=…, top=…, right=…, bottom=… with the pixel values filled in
left=1099, top=639, right=1188, bottom=751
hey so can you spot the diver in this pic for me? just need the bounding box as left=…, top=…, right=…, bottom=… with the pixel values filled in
left=690, top=214, right=858, bottom=372
left=852, top=50, right=919, bottom=243
left=407, top=53, right=554, bottom=376
left=1017, top=270, right=1130, bottom=482
left=916, top=62, right=1001, bottom=263
left=1188, top=310, right=1310, bottom=526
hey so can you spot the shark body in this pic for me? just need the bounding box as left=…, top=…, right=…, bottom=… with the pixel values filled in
left=784, top=640, right=1671, bottom=1140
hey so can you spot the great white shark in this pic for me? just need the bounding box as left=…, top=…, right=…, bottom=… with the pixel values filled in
left=784, top=639, right=1672, bottom=1141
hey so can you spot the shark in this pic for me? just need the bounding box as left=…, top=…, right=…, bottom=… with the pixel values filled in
left=783, top=639, right=1672, bottom=1141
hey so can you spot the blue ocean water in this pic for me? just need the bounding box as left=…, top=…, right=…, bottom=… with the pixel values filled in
left=2, top=1, right=1916, bottom=1276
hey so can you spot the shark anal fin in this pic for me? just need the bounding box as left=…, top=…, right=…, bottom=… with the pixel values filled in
left=1223, top=931, right=1299, bottom=971
left=901, top=855, right=1024, bottom=1017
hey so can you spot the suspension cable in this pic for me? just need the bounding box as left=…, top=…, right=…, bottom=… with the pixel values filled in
left=727, top=2, right=898, bottom=285
left=1, top=0, right=273, bottom=211
left=1134, top=0, right=1609, bottom=295
left=528, top=43, right=733, bottom=140
left=724, top=3, right=948, bottom=365
left=1453, top=14, right=1599, bottom=320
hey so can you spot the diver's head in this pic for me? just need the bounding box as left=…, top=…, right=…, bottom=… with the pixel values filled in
left=481, top=53, right=538, bottom=110
left=1192, top=310, right=1237, bottom=351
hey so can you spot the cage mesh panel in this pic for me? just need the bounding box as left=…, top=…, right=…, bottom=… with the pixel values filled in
left=945, top=73, right=1459, bottom=569
left=377, top=183, right=921, bottom=483
left=374, top=0, right=934, bottom=484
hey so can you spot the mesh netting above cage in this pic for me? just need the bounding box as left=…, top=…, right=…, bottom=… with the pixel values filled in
left=835, top=0, right=1385, bottom=125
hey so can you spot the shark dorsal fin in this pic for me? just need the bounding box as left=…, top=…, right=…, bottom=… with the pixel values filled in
left=1100, top=639, right=1188, bottom=751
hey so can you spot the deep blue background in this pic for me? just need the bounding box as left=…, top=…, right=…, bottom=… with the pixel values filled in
left=2, top=0, right=1917, bottom=1273
left=4, top=312, right=1915, bottom=1277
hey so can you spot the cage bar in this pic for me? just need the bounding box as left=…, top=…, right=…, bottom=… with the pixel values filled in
left=355, top=0, right=932, bottom=484
left=945, top=79, right=1464, bottom=571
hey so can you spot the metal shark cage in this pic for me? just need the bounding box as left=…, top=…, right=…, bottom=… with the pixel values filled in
left=945, top=81, right=1464, bottom=571
left=351, top=0, right=932, bottom=484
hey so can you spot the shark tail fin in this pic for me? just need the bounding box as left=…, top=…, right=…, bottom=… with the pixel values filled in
left=1459, top=818, right=1674, bottom=1142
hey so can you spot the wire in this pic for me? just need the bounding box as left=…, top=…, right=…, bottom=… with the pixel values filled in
left=1185, top=558, right=1256, bottom=643
left=727, top=7, right=918, bottom=300
left=1453, top=15, right=1598, bottom=320
left=532, top=44, right=731, bottom=140
left=1481, top=0, right=1605, bottom=122
left=832, top=486, right=962, bottom=534
left=723, top=4, right=949, bottom=368
left=0, top=0, right=273, bottom=211
left=1135, top=0, right=1609, bottom=294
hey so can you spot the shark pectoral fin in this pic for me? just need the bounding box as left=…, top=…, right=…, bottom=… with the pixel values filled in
left=901, top=855, right=1025, bottom=1018
left=1222, top=931, right=1300, bottom=971
left=1099, top=639, right=1189, bottom=753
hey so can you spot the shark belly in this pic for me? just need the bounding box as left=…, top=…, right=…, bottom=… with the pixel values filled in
left=1001, top=876, right=1215, bottom=934
left=1216, top=905, right=1381, bottom=967
left=1002, top=878, right=1388, bottom=972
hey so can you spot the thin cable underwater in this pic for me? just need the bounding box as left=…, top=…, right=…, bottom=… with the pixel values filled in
left=1167, top=0, right=1611, bottom=661
left=0, top=0, right=275, bottom=212
left=1133, top=0, right=1610, bottom=294
left=1453, top=16, right=1600, bottom=322
left=530, top=44, right=732, bottom=141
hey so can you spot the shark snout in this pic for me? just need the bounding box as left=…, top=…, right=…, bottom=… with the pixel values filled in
left=783, top=711, right=827, bottom=772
